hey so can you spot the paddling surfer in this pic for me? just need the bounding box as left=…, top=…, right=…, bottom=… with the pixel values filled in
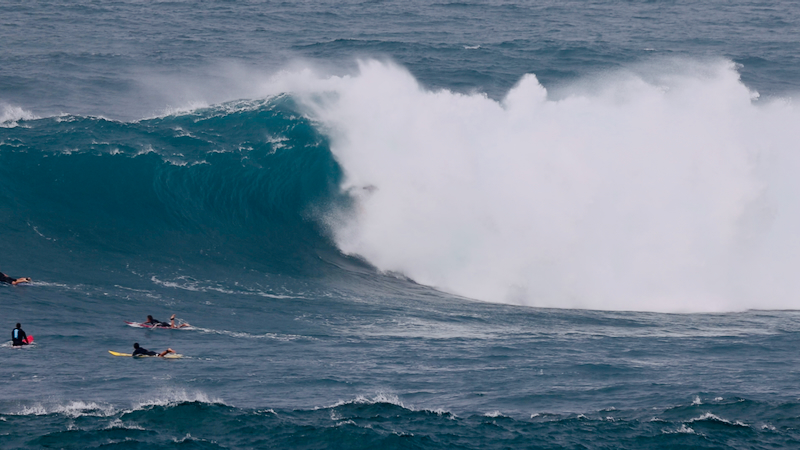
left=145, top=314, right=190, bottom=328
left=0, top=269, right=31, bottom=285
left=132, top=343, right=175, bottom=357
left=144, top=315, right=170, bottom=327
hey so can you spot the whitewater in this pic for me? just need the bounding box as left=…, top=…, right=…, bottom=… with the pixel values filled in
left=3, top=0, right=800, bottom=449
left=300, top=59, right=800, bottom=312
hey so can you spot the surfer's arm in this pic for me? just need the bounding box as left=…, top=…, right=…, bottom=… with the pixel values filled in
left=11, top=277, right=31, bottom=285
left=157, top=348, right=175, bottom=357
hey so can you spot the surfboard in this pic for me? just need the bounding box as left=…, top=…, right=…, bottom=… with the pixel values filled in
left=125, top=321, right=169, bottom=328
left=125, top=321, right=193, bottom=329
left=9, top=336, right=34, bottom=347
left=108, top=350, right=183, bottom=358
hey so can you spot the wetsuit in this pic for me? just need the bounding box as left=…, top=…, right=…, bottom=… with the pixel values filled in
left=132, top=347, right=157, bottom=356
left=1, top=272, right=18, bottom=284
left=145, top=318, right=170, bottom=327
left=12, top=327, right=27, bottom=346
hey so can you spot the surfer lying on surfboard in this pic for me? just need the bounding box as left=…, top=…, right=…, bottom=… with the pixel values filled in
left=145, top=314, right=190, bottom=328
left=0, top=269, right=31, bottom=285
left=132, top=343, right=176, bottom=357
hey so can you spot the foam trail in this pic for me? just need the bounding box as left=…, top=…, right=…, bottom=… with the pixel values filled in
left=298, top=58, right=800, bottom=313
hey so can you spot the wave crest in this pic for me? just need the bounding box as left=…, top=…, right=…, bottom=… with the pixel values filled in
left=0, top=103, right=37, bottom=127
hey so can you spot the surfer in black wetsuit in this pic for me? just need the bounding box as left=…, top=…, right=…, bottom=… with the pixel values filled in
left=12, top=323, right=28, bottom=346
left=145, top=314, right=190, bottom=328
left=145, top=315, right=171, bottom=327
left=0, top=269, right=31, bottom=285
left=132, top=342, right=175, bottom=357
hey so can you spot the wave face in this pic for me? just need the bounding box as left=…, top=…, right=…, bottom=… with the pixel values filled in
left=301, top=59, right=800, bottom=312
left=0, top=97, right=352, bottom=284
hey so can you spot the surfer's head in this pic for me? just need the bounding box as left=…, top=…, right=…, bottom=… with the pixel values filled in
left=147, top=315, right=153, bottom=320
left=133, top=343, right=140, bottom=349
left=16, top=323, right=20, bottom=328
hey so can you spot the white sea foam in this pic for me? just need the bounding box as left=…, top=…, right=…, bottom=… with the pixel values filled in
left=689, top=412, right=749, bottom=427
left=106, top=418, right=145, bottom=430
left=150, top=276, right=299, bottom=299
left=660, top=424, right=699, bottom=435
left=193, top=326, right=312, bottom=341
left=150, top=101, right=210, bottom=119
left=29, top=223, right=56, bottom=241
left=322, top=393, right=407, bottom=410
left=135, top=144, right=156, bottom=156
left=266, top=134, right=289, bottom=152
left=0, top=103, right=37, bottom=127
left=293, top=58, right=800, bottom=313
left=11, top=401, right=116, bottom=418
left=6, top=393, right=224, bottom=419
left=130, top=389, right=226, bottom=411
left=173, top=433, right=211, bottom=444
left=6, top=391, right=228, bottom=420
left=429, top=408, right=456, bottom=419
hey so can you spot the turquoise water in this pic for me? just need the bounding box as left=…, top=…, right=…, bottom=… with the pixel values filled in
left=2, top=1, right=800, bottom=448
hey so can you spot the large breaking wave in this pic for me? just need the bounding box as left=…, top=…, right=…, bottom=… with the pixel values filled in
left=3, top=58, right=800, bottom=312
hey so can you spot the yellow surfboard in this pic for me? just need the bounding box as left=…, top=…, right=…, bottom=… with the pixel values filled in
left=108, top=350, right=183, bottom=358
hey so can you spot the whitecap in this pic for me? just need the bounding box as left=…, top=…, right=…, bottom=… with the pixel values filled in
left=1, top=103, right=38, bottom=127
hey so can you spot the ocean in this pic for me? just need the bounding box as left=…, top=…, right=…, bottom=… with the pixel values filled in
left=2, top=1, right=800, bottom=448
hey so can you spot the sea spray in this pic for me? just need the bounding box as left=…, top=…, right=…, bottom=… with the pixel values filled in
left=302, top=59, right=800, bottom=312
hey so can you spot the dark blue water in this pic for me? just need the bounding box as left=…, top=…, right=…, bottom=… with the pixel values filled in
left=3, top=1, right=800, bottom=448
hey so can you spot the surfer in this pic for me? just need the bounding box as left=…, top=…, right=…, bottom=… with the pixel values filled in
left=132, top=343, right=175, bottom=357
left=145, top=315, right=170, bottom=327
left=11, top=323, right=28, bottom=346
left=145, top=314, right=190, bottom=328
left=0, top=269, right=31, bottom=285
